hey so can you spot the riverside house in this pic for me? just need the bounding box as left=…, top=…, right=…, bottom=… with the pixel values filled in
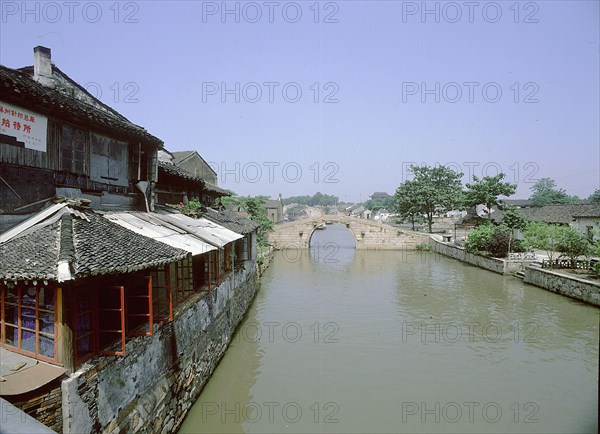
left=1, top=46, right=259, bottom=433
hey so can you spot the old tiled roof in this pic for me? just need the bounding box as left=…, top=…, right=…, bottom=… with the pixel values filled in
left=158, top=161, right=203, bottom=183
left=0, top=65, right=162, bottom=148
left=0, top=207, right=188, bottom=282
left=158, top=162, right=231, bottom=196
left=171, top=151, right=196, bottom=165
left=72, top=212, right=188, bottom=278
left=0, top=220, right=61, bottom=281
left=492, top=204, right=600, bottom=224
left=204, top=208, right=259, bottom=234
left=265, top=199, right=282, bottom=208
left=204, top=182, right=232, bottom=196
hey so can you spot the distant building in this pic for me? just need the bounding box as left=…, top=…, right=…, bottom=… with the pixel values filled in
left=265, top=195, right=284, bottom=224
left=157, top=149, right=231, bottom=206
left=170, top=150, right=218, bottom=186
left=492, top=204, right=600, bottom=240
left=370, top=192, right=392, bottom=200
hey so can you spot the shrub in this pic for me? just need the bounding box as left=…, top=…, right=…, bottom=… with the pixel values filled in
left=557, top=226, right=591, bottom=266
left=465, top=224, right=511, bottom=257
left=464, top=225, right=495, bottom=254
left=485, top=226, right=511, bottom=258
left=511, top=239, right=526, bottom=253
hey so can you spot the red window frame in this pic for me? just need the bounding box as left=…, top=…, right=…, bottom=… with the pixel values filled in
left=126, top=276, right=153, bottom=337
left=0, top=284, right=58, bottom=364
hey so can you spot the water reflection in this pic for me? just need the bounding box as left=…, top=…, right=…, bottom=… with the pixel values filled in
left=180, top=228, right=598, bottom=434
left=308, top=223, right=356, bottom=270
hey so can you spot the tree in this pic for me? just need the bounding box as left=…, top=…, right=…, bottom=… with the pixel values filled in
left=463, top=174, right=517, bottom=222
left=364, top=194, right=396, bottom=212
left=394, top=180, right=422, bottom=230
left=557, top=226, right=591, bottom=267
left=523, top=222, right=563, bottom=266
left=588, top=189, right=600, bottom=204
left=502, top=206, right=529, bottom=253
left=529, top=178, right=580, bottom=206
left=218, top=195, right=273, bottom=248
left=403, top=165, right=464, bottom=233
left=285, top=204, right=307, bottom=221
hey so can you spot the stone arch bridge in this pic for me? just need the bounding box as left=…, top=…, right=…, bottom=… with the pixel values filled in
left=268, top=215, right=430, bottom=250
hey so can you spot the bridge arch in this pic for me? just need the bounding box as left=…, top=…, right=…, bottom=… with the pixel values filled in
left=307, top=221, right=358, bottom=249
left=268, top=215, right=429, bottom=250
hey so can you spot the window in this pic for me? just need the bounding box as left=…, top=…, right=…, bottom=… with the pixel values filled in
left=1, top=284, right=57, bottom=362
left=192, top=255, right=210, bottom=291
left=125, top=276, right=153, bottom=337
left=90, top=133, right=129, bottom=187
left=73, top=287, right=96, bottom=366
left=224, top=243, right=233, bottom=273
left=149, top=266, right=173, bottom=322
left=61, top=125, right=86, bottom=174
left=234, top=237, right=248, bottom=267
left=172, top=257, right=194, bottom=304
left=209, top=251, right=220, bottom=285
left=97, top=286, right=125, bottom=356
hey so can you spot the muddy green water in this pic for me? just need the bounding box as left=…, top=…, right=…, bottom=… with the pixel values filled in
left=179, top=224, right=599, bottom=433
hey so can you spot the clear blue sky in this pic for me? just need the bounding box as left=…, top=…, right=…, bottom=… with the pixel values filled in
left=1, top=1, right=598, bottom=202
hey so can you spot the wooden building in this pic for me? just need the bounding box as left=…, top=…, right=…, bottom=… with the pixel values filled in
left=0, top=46, right=161, bottom=229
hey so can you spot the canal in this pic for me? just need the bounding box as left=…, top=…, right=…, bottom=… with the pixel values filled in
left=179, top=224, right=599, bottom=433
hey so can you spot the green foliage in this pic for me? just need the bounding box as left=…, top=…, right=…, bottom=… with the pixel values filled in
left=415, top=243, right=431, bottom=251
left=463, top=174, right=517, bottom=221
left=394, top=180, right=423, bottom=230
left=557, top=226, right=591, bottom=265
left=283, top=192, right=339, bottom=207
left=523, top=222, right=563, bottom=265
left=180, top=199, right=202, bottom=215
left=524, top=222, right=591, bottom=267
left=363, top=195, right=396, bottom=212
left=511, top=239, right=526, bottom=253
left=529, top=178, right=580, bottom=206
left=502, top=205, right=529, bottom=253
left=502, top=206, right=528, bottom=231
left=285, top=204, right=307, bottom=220
left=592, top=262, right=600, bottom=278
left=396, top=165, right=464, bottom=233
left=464, top=224, right=512, bottom=257
left=588, top=189, right=600, bottom=204
left=219, top=195, right=273, bottom=247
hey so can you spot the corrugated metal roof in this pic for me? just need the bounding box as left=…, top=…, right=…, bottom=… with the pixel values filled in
left=104, top=212, right=219, bottom=255
left=155, top=212, right=243, bottom=247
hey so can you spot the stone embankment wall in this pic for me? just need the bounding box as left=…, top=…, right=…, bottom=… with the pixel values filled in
left=62, top=261, right=259, bottom=434
left=429, top=238, right=535, bottom=274
left=524, top=266, right=600, bottom=306
left=5, top=382, right=63, bottom=432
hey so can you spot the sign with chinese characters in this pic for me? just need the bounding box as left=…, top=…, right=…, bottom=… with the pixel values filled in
left=0, top=102, right=48, bottom=152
